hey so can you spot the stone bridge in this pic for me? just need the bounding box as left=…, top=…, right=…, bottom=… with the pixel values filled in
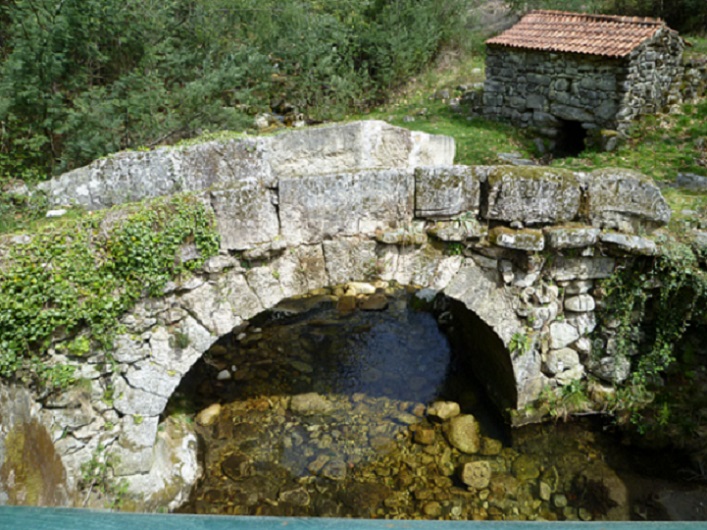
left=3, top=121, right=671, bottom=508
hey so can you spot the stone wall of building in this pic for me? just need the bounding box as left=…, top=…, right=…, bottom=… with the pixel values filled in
left=618, top=28, right=685, bottom=128
left=483, top=48, right=626, bottom=137
left=483, top=28, right=684, bottom=139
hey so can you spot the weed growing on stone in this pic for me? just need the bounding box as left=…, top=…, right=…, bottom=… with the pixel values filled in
left=0, top=193, right=219, bottom=390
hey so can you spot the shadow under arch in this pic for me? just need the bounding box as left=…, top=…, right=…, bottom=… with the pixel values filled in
left=446, top=298, right=518, bottom=417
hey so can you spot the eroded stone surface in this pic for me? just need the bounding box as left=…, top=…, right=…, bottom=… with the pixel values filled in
left=586, top=168, right=671, bottom=232
left=414, top=165, right=480, bottom=218
left=484, top=166, right=581, bottom=224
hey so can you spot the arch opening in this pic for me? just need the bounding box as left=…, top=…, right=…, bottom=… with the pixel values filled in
left=163, top=283, right=512, bottom=517
left=554, top=119, right=587, bottom=157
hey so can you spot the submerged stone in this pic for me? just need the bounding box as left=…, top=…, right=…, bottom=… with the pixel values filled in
left=460, top=460, right=492, bottom=489
left=444, top=415, right=481, bottom=454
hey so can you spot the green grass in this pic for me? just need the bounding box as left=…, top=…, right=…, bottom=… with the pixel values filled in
left=551, top=104, right=707, bottom=182
left=352, top=50, right=534, bottom=165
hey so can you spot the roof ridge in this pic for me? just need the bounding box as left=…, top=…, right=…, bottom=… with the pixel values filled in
left=485, top=9, right=674, bottom=58
left=527, top=9, right=665, bottom=27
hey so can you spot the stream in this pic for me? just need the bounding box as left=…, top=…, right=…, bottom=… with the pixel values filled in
left=168, top=285, right=707, bottom=521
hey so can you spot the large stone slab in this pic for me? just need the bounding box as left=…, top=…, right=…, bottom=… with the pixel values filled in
left=279, top=169, right=413, bottom=245
left=414, top=165, right=480, bottom=218
left=549, top=257, right=616, bottom=281
left=39, top=137, right=271, bottom=209
left=585, top=168, right=671, bottom=231
left=268, top=120, right=454, bottom=178
left=483, top=166, right=581, bottom=225
left=207, top=180, right=279, bottom=251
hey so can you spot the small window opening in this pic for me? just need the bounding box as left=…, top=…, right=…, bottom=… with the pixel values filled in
left=555, top=119, right=587, bottom=157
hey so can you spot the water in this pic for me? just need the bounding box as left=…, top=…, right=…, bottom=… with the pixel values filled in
left=169, top=286, right=706, bottom=521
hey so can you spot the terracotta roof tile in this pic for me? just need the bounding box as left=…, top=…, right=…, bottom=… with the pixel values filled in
left=486, top=10, right=670, bottom=58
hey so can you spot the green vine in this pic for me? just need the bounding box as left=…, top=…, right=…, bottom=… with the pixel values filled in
left=596, top=238, right=707, bottom=423
left=0, top=193, right=220, bottom=389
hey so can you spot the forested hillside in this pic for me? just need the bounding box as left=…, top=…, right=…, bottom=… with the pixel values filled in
left=0, top=0, right=470, bottom=181
left=0, top=0, right=704, bottom=186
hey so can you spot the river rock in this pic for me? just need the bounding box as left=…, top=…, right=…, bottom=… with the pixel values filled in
left=480, top=437, right=503, bottom=456
left=427, top=401, right=461, bottom=422
left=290, top=392, right=333, bottom=415
left=279, top=487, right=311, bottom=507
left=444, top=414, right=481, bottom=454
left=543, top=348, right=580, bottom=376
left=413, top=427, right=436, bottom=445
left=196, top=403, right=222, bottom=427
left=512, top=454, right=540, bottom=481
left=460, top=460, right=492, bottom=489
left=564, top=294, right=595, bottom=312
left=359, top=293, right=389, bottom=311
left=322, top=459, right=347, bottom=481
left=549, top=322, right=580, bottom=350
left=345, top=282, right=376, bottom=295
left=422, top=501, right=443, bottom=517
left=588, top=355, right=631, bottom=384
left=579, top=461, right=630, bottom=520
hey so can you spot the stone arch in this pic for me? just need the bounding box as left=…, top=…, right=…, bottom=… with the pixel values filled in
left=22, top=120, right=672, bottom=507
left=99, top=236, right=527, bottom=500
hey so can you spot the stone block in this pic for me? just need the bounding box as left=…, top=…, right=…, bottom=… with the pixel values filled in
left=549, top=257, right=616, bottom=281
left=483, top=166, right=581, bottom=225
left=322, top=237, right=378, bottom=285
left=544, top=348, right=580, bottom=375
left=113, top=376, right=168, bottom=417
left=427, top=218, right=486, bottom=241
left=414, top=165, right=480, bottom=218
left=588, top=355, right=631, bottom=384
left=279, top=169, right=414, bottom=245
left=489, top=227, right=545, bottom=251
left=564, top=294, right=596, bottom=313
left=550, top=321, right=580, bottom=349
left=208, top=182, right=279, bottom=251
left=544, top=226, right=600, bottom=249
left=586, top=168, right=671, bottom=231
left=550, top=103, right=593, bottom=122
left=269, top=120, right=454, bottom=178
left=600, top=232, right=657, bottom=255
left=39, top=137, right=272, bottom=209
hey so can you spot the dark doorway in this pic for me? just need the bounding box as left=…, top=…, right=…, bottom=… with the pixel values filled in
left=555, top=119, right=587, bottom=157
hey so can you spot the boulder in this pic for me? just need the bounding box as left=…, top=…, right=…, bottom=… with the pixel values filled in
left=585, top=168, right=670, bottom=232
left=427, top=401, right=461, bottom=422
left=414, top=165, right=480, bottom=218
left=483, top=166, right=581, bottom=225
left=289, top=393, right=333, bottom=415
left=444, top=414, right=481, bottom=454
left=459, top=460, right=492, bottom=489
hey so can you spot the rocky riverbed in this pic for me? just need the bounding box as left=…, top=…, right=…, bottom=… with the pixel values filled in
left=169, top=284, right=706, bottom=520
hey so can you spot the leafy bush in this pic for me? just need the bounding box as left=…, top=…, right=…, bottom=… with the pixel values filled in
left=0, top=0, right=472, bottom=181
left=0, top=194, right=219, bottom=388
left=505, top=0, right=707, bottom=33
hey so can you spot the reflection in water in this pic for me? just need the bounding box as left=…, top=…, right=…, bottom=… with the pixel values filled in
left=170, top=286, right=706, bottom=520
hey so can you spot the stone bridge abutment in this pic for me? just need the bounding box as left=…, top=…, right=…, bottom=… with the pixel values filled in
left=1, top=121, right=672, bottom=508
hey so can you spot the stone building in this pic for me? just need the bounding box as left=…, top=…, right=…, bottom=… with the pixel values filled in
left=483, top=10, right=685, bottom=153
